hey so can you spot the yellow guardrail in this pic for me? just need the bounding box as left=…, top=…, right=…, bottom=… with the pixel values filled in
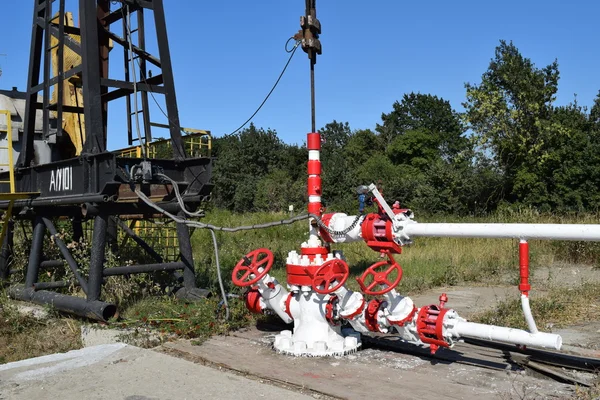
left=117, top=129, right=211, bottom=159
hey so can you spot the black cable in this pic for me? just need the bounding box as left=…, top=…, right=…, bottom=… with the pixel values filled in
left=225, top=39, right=301, bottom=136
left=131, top=30, right=300, bottom=139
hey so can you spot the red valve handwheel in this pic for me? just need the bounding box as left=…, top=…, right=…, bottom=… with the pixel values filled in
left=357, top=257, right=403, bottom=295
left=312, top=259, right=350, bottom=295
left=232, top=248, right=274, bottom=287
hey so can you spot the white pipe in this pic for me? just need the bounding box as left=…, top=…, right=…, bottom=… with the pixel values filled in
left=521, top=295, right=539, bottom=334
left=450, top=320, right=561, bottom=350
left=403, top=223, right=600, bottom=241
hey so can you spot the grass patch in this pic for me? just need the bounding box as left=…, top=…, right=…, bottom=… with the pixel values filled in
left=471, top=282, right=600, bottom=330
left=0, top=297, right=81, bottom=364
left=118, top=295, right=252, bottom=345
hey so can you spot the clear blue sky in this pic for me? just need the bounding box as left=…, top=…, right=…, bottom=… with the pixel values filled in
left=1, top=0, right=600, bottom=150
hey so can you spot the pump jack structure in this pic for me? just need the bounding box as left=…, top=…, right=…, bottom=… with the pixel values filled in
left=0, top=0, right=212, bottom=320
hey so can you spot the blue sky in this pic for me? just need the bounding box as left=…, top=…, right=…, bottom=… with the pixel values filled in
left=1, top=0, right=600, bottom=149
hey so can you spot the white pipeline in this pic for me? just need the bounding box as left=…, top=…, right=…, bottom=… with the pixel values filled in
left=450, top=320, right=561, bottom=350
left=403, top=223, right=600, bottom=241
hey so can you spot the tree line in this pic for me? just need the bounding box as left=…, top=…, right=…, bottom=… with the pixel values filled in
left=209, top=41, right=600, bottom=216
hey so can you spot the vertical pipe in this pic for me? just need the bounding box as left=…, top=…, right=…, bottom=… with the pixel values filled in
left=307, top=132, right=322, bottom=218
left=519, top=240, right=530, bottom=295
left=87, top=214, right=107, bottom=301
left=176, top=211, right=196, bottom=289
left=25, top=217, right=45, bottom=287
left=518, top=240, right=538, bottom=334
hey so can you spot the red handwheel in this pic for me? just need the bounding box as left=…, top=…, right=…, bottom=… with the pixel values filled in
left=232, top=248, right=274, bottom=287
left=312, top=259, right=350, bottom=295
left=357, top=255, right=403, bottom=295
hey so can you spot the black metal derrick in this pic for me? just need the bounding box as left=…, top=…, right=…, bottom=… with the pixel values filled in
left=0, top=0, right=214, bottom=320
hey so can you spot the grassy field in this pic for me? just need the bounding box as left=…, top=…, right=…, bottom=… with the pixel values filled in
left=190, top=209, right=600, bottom=297
left=1, top=209, right=599, bottom=364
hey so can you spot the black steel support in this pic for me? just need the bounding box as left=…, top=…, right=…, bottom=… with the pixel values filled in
left=40, top=260, right=66, bottom=269
left=176, top=211, right=196, bottom=290
left=152, top=0, right=186, bottom=160
left=34, top=280, right=81, bottom=291
left=9, top=287, right=116, bottom=321
left=87, top=214, right=107, bottom=301
left=20, top=0, right=46, bottom=167
left=25, top=218, right=45, bottom=287
left=103, top=262, right=184, bottom=276
left=0, top=220, right=14, bottom=281
left=80, top=0, right=108, bottom=154
left=72, top=217, right=84, bottom=242
left=42, top=0, right=52, bottom=140
left=107, top=216, right=118, bottom=253
left=42, top=217, right=89, bottom=293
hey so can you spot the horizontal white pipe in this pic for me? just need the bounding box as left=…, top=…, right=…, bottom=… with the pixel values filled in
left=451, top=320, right=561, bottom=350
left=521, top=295, right=539, bottom=334
left=404, top=223, right=600, bottom=241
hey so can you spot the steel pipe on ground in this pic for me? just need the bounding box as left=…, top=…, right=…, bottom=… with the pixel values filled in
left=8, top=287, right=117, bottom=322
left=404, top=223, right=600, bottom=241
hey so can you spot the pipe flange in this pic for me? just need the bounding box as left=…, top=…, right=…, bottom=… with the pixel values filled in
left=416, top=305, right=451, bottom=354
left=340, top=297, right=365, bottom=320
left=325, top=295, right=339, bottom=325
left=388, top=304, right=417, bottom=328
left=364, top=299, right=384, bottom=332
left=243, top=286, right=264, bottom=314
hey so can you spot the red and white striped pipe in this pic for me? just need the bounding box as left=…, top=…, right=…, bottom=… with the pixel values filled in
left=307, top=132, right=322, bottom=218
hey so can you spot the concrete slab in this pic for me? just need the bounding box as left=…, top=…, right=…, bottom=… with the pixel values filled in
left=159, top=327, right=577, bottom=400
left=0, top=343, right=316, bottom=400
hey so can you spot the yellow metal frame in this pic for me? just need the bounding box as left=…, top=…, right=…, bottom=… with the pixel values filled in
left=117, top=129, right=212, bottom=159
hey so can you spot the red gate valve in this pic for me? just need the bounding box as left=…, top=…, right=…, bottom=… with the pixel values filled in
left=356, top=254, right=403, bottom=296
left=311, top=259, right=350, bottom=295
left=232, top=248, right=274, bottom=287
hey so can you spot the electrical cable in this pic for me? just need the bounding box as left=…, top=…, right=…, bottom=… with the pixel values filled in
left=209, top=228, right=229, bottom=320
left=223, top=38, right=300, bottom=136
left=131, top=33, right=300, bottom=139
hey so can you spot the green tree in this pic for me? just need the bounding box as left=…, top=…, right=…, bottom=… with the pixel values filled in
left=344, top=129, right=384, bottom=166
left=463, top=40, right=560, bottom=205
left=377, top=92, right=468, bottom=161
left=211, top=124, right=286, bottom=211
left=318, top=121, right=356, bottom=209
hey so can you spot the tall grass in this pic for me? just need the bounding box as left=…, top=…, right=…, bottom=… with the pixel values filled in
left=190, top=209, right=600, bottom=296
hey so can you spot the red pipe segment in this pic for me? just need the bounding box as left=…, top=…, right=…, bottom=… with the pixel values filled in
left=519, top=240, right=531, bottom=295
